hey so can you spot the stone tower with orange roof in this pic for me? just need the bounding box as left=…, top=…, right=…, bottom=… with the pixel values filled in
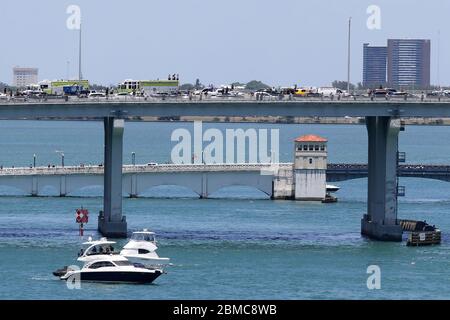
left=293, top=134, right=328, bottom=200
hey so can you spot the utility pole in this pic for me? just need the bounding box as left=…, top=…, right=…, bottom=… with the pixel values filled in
left=347, top=17, right=352, bottom=95
left=438, top=29, right=441, bottom=90
left=78, top=23, right=82, bottom=82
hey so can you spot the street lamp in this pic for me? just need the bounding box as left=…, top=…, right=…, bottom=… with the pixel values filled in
left=55, top=150, right=64, bottom=168
left=33, top=154, right=36, bottom=168
left=132, top=152, right=136, bottom=165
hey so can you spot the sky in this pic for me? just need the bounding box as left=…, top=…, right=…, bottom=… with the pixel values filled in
left=1, top=0, right=449, bottom=87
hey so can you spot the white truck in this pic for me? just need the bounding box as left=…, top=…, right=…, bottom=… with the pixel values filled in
left=317, top=87, right=343, bottom=97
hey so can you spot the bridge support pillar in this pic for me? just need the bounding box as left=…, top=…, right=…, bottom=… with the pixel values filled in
left=361, top=116, right=402, bottom=241
left=60, top=176, right=66, bottom=197
left=31, top=176, right=38, bottom=197
left=200, top=173, right=208, bottom=199
left=98, top=118, right=127, bottom=238
left=129, top=174, right=138, bottom=198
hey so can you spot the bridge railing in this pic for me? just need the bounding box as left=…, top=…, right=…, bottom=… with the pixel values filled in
left=2, top=93, right=450, bottom=105
left=0, top=163, right=449, bottom=176
left=0, top=163, right=294, bottom=176
left=327, top=163, right=450, bottom=174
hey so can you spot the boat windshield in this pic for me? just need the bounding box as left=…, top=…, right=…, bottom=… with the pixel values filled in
left=131, top=233, right=156, bottom=242
left=114, top=261, right=133, bottom=267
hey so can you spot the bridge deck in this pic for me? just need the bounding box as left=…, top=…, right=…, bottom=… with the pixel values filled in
left=2, top=98, right=450, bottom=119
left=0, top=163, right=448, bottom=179
left=0, top=163, right=293, bottom=176
left=327, top=163, right=450, bottom=181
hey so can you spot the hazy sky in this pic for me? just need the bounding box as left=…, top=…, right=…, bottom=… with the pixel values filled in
left=1, top=0, right=449, bottom=87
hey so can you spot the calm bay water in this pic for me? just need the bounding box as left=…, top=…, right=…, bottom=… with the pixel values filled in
left=0, top=120, right=449, bottom=300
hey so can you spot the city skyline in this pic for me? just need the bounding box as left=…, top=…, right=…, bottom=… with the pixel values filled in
left=1, top=0, right=449, bottom=87
left=387, top=39, right=431, bottom=88
left=363, top=43, right=387, bottom=87
left=363, top=39, right=432, bottom=89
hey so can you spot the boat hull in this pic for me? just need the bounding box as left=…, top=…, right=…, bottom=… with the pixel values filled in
left=63, top=270, right=162, bottom=284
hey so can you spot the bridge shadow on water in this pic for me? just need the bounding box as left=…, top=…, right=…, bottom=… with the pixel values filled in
left=135, top=185, right=270, bottom=199
left=0, top=185, right=271, bottom=200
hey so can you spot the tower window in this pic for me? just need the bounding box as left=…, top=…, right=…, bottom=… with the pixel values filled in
left=320, top=145, right=325, bottom=151
left=309, top=145, right=314, bottom=151
left=303, top=145, right=308, bottom=151
left=315, top=145, right=319, bottom=151
left=309, top=158, right=313, bottom=164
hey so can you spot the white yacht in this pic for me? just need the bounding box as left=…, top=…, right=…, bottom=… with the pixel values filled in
left=326, top=184, right=340, bottom=193
left=120, top=230, right=171, bottom=268
left=53, top=232, right=170, bottom=281
left=60, top=256, right=163, bottom=284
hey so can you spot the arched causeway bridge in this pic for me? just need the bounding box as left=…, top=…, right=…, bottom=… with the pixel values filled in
left=0, top=163, right=448, bottom=198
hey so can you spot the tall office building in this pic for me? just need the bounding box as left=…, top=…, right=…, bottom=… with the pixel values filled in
left=363, top=43, right=387, bottom=88
left=12, top=67, right=38, bottom=87
left=387, top=39, right=430, bottom=88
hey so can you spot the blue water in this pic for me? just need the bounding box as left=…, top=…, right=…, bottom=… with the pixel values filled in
left=0, top=121, right=449, bottom=300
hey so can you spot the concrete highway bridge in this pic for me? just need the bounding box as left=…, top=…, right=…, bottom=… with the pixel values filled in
left=1, top=98, right=450, bottom=240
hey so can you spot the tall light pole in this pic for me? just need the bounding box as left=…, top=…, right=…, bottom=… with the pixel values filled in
left=132, top=152, right=136, bottom=166
left=33, top=154, right=36, bottom=168
left=78, top=23, right=82, bottom=82
left=55, top=150, right=64, bottom=167
left=438, top=29, right=441, bottom=90
left=347, top=17, right=352, bottom=95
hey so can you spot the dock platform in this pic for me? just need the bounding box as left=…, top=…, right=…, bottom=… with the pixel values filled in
left=399, top=219, right=441, bottom=246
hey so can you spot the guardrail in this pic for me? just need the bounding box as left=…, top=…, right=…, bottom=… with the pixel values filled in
left=327, top=163, right=450, bottom=174
left=1, top=163, right=449, bottom=177
left=0, top=163, right=294, bottom=176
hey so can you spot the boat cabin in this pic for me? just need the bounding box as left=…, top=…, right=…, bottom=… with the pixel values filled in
left=79, top=238, right=117, bottom=258
left=84, top=259, right=135, bottom=269
left=131, top=231, right=156, bottom=243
